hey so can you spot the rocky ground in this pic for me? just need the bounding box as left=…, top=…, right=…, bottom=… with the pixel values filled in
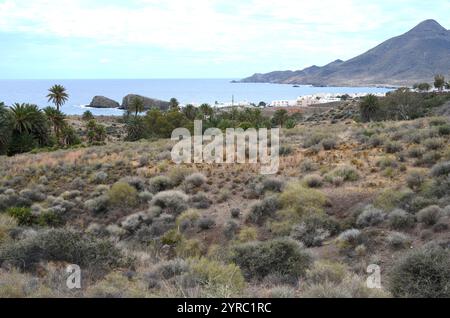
left=0, top=112, right=449, bottom=298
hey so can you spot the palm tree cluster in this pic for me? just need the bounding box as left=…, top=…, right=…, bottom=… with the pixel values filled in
left=0, top=85, right=80, bottom=156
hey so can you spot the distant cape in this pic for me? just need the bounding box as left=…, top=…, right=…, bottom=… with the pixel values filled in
left=240, top=19, right=450, bottom=87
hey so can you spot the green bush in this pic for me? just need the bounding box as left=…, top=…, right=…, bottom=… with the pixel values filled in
left=148, top=176, right=173, bottom=194
left=279, top=182, right=327, bottom=221
left=0, top=229, right=129, bottom=274
left=388, top=209, right=415, bottom=230
left=151, top=190, right=189, bottom=216
left=108, top=182, right=138, bottom=208
left=231, top=238, right=312, bottom=281
left=248, top=196, right=280, bottom=225
left=356, top=205, right=386, bottom=228
left=384, top=141, right=403, bottom=154
left=189, top=258, right=246, bottom=296
left=417, top=206, right=442, bottom=226
left=325, top=166, right=359, bottom=183
left=406, top=170, right=426, bottom=190
left=291, top=215, right=339, bottom=247
left=6, top=207, right=34, bottom=226
left=389, top=244, right=450, bottom=298
left=303, top=175, right=324, bottom=188
left=430, top=161, right=450, bottom=178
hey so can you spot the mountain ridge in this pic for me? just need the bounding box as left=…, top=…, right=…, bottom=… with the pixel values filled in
left=240, top=19, right=450, bottom=87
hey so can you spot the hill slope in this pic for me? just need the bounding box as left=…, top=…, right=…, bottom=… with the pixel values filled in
left=241, top=20, right=450, bottom=87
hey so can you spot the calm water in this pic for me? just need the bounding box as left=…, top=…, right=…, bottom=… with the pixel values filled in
left=0, top=79, right=390, bottom=115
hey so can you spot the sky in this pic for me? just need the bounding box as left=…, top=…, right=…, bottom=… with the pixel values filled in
left=0, top=0, right=449, bottom=79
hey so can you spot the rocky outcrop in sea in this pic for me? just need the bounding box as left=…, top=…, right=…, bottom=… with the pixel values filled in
left=121, top=94, right=170, bottom=111
left=88, top=96, right=120, bottom=109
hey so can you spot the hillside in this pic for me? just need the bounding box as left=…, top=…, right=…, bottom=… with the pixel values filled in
left=241, top=20, right=450, bottom=87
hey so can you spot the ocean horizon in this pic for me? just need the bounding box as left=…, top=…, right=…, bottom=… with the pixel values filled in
left=0, top=79, right=391, bottom=115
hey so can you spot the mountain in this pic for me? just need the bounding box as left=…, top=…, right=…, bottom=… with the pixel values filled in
left=240, top=20, right=450, bottom=87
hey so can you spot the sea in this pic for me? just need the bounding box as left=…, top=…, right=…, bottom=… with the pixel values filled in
left=0, top=79, right=391, bottom=116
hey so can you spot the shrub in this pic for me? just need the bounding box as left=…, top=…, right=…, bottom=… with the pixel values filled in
left=108, top=182, right=138, bottom=208
left=300, top=159, right=319, bottom=173
left=408, top=146, right=425, bottom=158
left=268, top=286, right=296, bottom=298
left=151, top=191, right=188, bottom=216
left=248, top=196, right=280, bottom=225
left=176, top=209, right=201, bottom=232
left=437, top=124, right=450, bottom=136
left=85, top=272, right=148, bottom=298
left=306, top=261, right=347, bottom=285
left=190, top=192, right=212, bottom=209
left=321, top=137, right=338, bottom=150
left=0, top=214, right=17, bottom=244
left=368, top=135, right=385, bottom=147
left=423, top=137, right=445, bottom=150
left=279, top=182, right=327, bottom=221
left=231, top=238, right=312, bottom=281
left=223, top=220, right=239, bottom=240
left=303, top=174, right=324, bottom=188
left=138, top=191, right=153, bottom=203
left=374, top=188, right=412, bottom=211
left=406, top=170, right=426, bottom=190
left=176, top=238, right=203, bottom=258
left=155, top=258, right=190, bottom=279
left=417, top=206, right=442, bottom=226
left=6, top=207, right=34, bottom=226
left=185, top=173, right=207, bottom=188
left=168, top=166, right=193, bottom=186
left=189, top=258, right=246, bottom=296
left=148, top=176, right=173, bottom=194
left=387, top=232, right=411, bottom=250
left=161, top=229, right=182, bottom=246
left=417, top=151, right=441, bottom=166
left=388, top=209, right=415, bottom=230
left=356, top=205, right=386, bottom=228
left=237, top=226, right=258, bottom=243
left=118, top=176, right=147, bottom=191
left=430, top=161, right=450, bottom=178
left=389, top=244, right=450, bottom=298
left=82, top=110, right=94, bottom=121
left=0, top=229, right=128, bottom=274
left=197, top=217, right=215, bottom=231
left=92, top=171, right=108, bottom=184
left=279, top=145, right=293, bottom=156
left=121, top=212, right=153, bottom=232
left=337, top=229, right=362, bottom=248
left=325, top=166, right=359, bottom=183
left=384, top=141, right=403, bottom=154
left=290, top=215, right=339, bottom=247
left=304, top=133, right=328, bottom=148
left=231, top=208, right=241, bottom=219
left=84, top=194, right=109, bottom=214
left=262, top=178, right=285, bottom=193
left=302, top=275, right=388, bottom=298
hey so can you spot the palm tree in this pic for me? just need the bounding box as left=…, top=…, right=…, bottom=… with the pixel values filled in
left=129, top=97, right=145, bottom=117
left=199, top=103, right=213, bottom=119
left=183, top=104, right=197, bottom=120
left=47, top=84, right=69, bottom=111
left=272, top=109, right=289, bottom=127
left=169, top=98, right=180, bottom=111
left=44, top=106, right=66, bottom=141
left=434, top=75, right=445, bottom=92
left=359, top=94, right=380, bottom=122
left=0, top=102, right=12, bottom=154
left=9, top=103, right=49, bottom=146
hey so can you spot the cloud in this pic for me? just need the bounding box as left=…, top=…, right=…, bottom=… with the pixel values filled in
left=0, top=0, right=449, bottom=77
